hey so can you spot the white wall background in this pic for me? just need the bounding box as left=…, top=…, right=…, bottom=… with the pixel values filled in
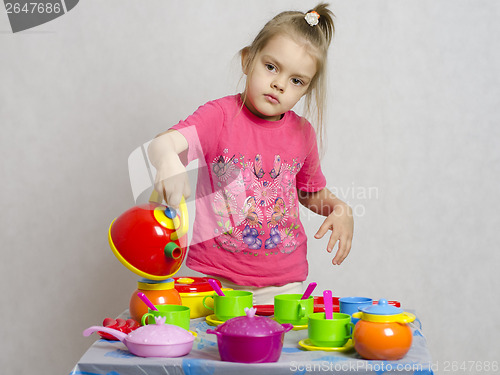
left=1, top=1, right=499, bottom=374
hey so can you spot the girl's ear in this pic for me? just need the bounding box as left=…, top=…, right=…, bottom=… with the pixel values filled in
left=241, top=47, right=250, bottom=75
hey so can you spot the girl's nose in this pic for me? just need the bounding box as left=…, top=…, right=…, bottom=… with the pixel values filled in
left=272, top=78, right=285, bottom=92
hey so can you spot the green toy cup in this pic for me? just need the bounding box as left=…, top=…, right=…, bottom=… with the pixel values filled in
left=202, top=290, right=253, bottom=321
left=141, top=304, right=190, bottom=330
left=308, top=312, right=354, bottom=347
left=274, top=294, right=314, bottom=325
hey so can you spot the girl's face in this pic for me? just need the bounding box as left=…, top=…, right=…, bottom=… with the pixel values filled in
left=243, top=34, right=317, bottom=121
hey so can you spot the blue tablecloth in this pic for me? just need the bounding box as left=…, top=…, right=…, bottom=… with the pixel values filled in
left=71, top=311, right=434, bottom=375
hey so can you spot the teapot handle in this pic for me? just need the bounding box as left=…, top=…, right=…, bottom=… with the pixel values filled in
left=149, top=192, right=189, bottom=241
left=170, top=196, right=188, bottom=241
left=149, top=189, right=163, bottom=204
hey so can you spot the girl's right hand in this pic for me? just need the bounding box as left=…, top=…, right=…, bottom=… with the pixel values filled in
left=148, top=130, right=190, bottom=209
left=153, top=155, right=191, bottom=209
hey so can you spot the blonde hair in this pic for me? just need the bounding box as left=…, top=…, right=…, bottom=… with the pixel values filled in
left=241, top=3, right=335, bottom=154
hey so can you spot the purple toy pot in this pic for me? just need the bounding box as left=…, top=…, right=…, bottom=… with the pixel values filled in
left=207, top=307, right=293, bottom=363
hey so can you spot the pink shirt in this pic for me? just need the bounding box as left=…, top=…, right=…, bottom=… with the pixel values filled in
left=171, top=94, right=326, bottom=287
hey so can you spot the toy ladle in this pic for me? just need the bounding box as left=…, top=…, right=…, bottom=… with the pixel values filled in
left=138, top=292, right=158, bottom=311
left=323, top=290, right=333, bottom=319
left=301, top=282, right=317, bottom=300
left=208, top=279, right=225, bottom=296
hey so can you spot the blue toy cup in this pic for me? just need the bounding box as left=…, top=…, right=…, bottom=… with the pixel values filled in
left=339, top=297, right=373, bottom=324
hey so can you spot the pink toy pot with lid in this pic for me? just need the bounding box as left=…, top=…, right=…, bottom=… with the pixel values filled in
left=207, top=307, right=293, bottom=363
left=83, top=316, right=195, bottom=357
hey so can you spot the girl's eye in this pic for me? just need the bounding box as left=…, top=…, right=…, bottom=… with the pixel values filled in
left=265, top=63, right=277, bottom=72
left=291, top=78, right=304, bottom=86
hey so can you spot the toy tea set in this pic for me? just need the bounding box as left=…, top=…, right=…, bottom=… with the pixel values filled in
left=83, top=196, right=416, bottom=362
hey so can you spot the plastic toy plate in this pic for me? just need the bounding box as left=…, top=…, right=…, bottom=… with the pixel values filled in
left=255, top=304, right=274, bottom=316
left=313, top=296, right=340, bottom=313
left=298, top=338, right=354, bottom=352
left=205, top=314, right=225, bottom=326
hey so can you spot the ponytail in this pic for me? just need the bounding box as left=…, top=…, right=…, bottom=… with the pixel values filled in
left=307, top=3, right=335, bottom=47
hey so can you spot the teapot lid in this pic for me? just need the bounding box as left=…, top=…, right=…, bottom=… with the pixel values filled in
left=359, top=299, right=403, bottom=315
left=216, top=308, right=286, bottom=337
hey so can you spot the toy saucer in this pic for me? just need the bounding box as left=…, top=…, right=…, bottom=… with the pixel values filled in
left=188, top=330, right=198, bottom=337
left=298, top=338, right=354, bottom=352
left=272, top=317, right=307, bottom=330
left=205, top=314, right=225, bottom=326
left=255, top=304, right=274, bottom=316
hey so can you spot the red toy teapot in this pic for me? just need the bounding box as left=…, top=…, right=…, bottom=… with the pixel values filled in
left=108, top=192, right=189, bottom=280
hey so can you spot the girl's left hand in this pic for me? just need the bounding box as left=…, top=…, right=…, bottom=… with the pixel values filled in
left=314, top=202, right=354, bottom=265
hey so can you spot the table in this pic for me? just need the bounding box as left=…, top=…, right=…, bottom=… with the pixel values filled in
left=70, top=311, right=434, bottom=375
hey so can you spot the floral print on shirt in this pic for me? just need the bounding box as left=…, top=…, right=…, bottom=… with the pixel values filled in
left=211, top=152, right=303, bottom=255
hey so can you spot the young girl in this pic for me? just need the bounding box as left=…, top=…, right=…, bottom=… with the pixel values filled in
left=148, top=3, right=353, bottom=304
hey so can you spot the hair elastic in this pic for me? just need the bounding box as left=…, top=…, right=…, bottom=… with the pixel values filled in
left=304, top=11, right=320, bottom=26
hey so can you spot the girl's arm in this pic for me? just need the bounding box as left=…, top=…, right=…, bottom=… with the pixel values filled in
left=298, top=188, right=354, bottom=265
left=147, top=130, right=191, bottom=208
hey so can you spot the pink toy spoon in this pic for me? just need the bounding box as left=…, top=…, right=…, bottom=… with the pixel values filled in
left=323, top=290, right=333, bottom=319
left=301, top=282, right=317, bottom=300
left=208, top=279, right=225, bottom=296
left=137, top=292, right=158, bottom=311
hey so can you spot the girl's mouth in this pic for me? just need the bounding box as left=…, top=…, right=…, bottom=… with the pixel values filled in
left=264, top=94, right=279, bottom=104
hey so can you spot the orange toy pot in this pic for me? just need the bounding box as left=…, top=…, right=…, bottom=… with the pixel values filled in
left=352, top=299, right=415, bottom=360
left=129, top=278, right=182, bottom=323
